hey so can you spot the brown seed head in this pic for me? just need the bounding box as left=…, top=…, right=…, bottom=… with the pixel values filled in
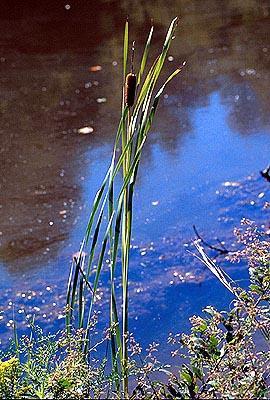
left=125, top=73, right=136, bottom=107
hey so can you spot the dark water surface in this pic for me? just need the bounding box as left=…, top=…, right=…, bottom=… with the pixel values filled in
left=1, top=0, right=270, bottom=351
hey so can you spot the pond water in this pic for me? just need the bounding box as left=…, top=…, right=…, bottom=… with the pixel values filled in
left=1, top=0, right=270, bottom=355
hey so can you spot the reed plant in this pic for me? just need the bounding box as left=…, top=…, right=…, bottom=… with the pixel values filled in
left=65, top=17, right=184, bottom=397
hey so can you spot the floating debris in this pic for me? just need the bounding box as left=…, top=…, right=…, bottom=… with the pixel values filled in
left=78, top=126, right=94, bottom=134
left=239, top=68, right=256, bottom=77
left=84, top=82, right=92, bottom=89
left=246, top=68, right=256, bottom=75
left=89, top=65, right=102, bottom=72
left=222, top=181, right=240, bottom=187
left=59, top=210, right=67, bottom=215
left=151, top=200, right=159, bottom=206
left=96, top=97, right=107, bottom=104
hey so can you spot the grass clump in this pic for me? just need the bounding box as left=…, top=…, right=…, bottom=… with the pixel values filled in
left=0, top=325, right=110, bottom=399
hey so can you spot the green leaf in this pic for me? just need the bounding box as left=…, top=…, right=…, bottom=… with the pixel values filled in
left=250, top=284, right=263, bottom=294
left=191, top=365, right=203, bottom=380
left=181, top=370, right=192, bottom=385
left=58, top=378, right=72, bottom=390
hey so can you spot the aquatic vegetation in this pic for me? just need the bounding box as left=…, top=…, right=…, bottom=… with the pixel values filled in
left=65, top=16, right=183, bottom=396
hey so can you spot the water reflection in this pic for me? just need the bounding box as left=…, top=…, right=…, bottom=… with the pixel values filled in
left=0, top=1, right=270, bottom=275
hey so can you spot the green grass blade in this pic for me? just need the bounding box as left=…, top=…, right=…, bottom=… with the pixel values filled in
left=85, top=173, right=109, bottom=244
left=92, top=212, right=116, bottom=293
left=84, top=107, right=128, bottom=245
left=123, top=19, right=129, bottom=84
left=69, top=255, right=83, bottom=326
left=137, top=25, right=154, bottom=86
left=66, top=258, right=75, bottom=332
left=83, top=212, right=115, bottom=352
left=78, top=252, right=87, bottom=328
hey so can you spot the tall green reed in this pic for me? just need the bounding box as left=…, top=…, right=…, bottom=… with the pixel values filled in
left=66, top=17, right=184, bottom=397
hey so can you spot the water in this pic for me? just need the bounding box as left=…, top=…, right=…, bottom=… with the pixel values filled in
left=1, top=0, right=270, bottom=352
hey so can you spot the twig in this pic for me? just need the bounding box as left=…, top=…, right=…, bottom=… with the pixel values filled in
left=193, top=225, right=229, bottom=255
left=260, top=165, right=270, bottom=182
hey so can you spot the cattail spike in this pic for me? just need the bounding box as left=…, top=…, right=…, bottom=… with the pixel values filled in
left=125, top=73, right=137, bottom=107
